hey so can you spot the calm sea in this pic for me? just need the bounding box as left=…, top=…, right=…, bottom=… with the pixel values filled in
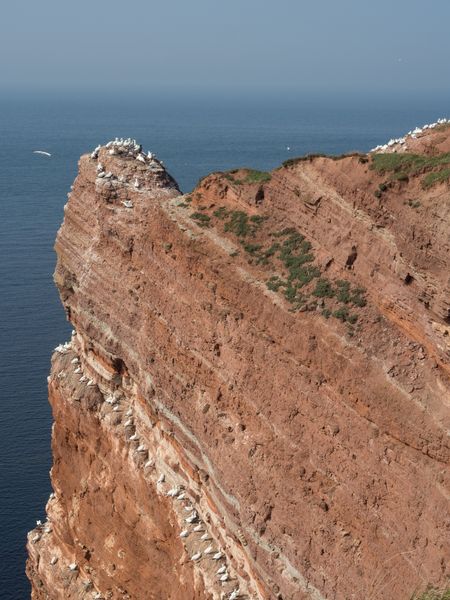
left=0, top=90, right=448, bottom=599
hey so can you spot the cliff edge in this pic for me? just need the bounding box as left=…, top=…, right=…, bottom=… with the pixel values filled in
left=26, top=128, right=450, bottom=599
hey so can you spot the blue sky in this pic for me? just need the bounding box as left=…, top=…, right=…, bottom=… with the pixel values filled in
left=2, top=0, right=450, bottom=95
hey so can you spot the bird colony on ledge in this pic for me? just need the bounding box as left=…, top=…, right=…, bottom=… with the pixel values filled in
left=371, top=117, right=449, bottom=152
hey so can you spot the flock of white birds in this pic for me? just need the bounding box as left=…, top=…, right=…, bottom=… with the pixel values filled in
left=40, top=334, right=243, bottom=600
left=371, top=117, right=449, bottom=152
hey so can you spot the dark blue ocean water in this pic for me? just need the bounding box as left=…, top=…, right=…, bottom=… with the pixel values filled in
left=0, top=90, right=448, bottom=599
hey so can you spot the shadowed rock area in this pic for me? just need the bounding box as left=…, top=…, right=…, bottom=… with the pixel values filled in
left=26, top=128, right=450, bottom=599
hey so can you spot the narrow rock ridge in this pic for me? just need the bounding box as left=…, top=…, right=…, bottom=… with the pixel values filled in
left=27, top=130, right=450, bottom=599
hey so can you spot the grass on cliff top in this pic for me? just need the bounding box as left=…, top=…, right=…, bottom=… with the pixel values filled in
left=282, top=152, right=368, bottom=169
left=224, top=169, right=271, bottom=185
left=371, top=151, right=450, bottom=188
left=412, top=587, right=450, bottom=600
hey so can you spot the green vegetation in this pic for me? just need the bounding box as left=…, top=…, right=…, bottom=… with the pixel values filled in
left=213, top=206, right=229, bottom=219
left=412, top=587, right=450, bottom=600
left=224, top=169, right=271, bottom=185
left=282, top=152, right=367, bottom=169
left=223, top=210, right=266, bottom=238
left=190, top=212, right=211, bottom=227
left=423, top=168, right=450, bottom=188
left=187, top=201, right=368, bottom=324
left=371, top=152, right=450, bottom=188
left=313, top=278, right=335, bottom=298
left=407, top=199, right=421, bottom=209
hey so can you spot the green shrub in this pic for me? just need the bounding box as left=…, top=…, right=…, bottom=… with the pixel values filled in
left=213, top=207, right=229, bottom=219
left=313, top=278, right=335, bottom=298
left=190, top=212, right=211, bottom=227
left=412, top=587, right=450, bottom=600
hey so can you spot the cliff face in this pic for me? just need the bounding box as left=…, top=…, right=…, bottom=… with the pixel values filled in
left=27, top=130, right=450, bottom=600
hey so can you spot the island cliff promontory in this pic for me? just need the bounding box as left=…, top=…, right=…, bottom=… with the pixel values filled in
left=27, top=127, right=450, bottom=599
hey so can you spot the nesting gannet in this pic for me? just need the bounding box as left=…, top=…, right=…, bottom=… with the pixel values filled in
left=193, top=524, right=203, bottom=532
left=204, top=545, right=214, bottom=555
left=122, top=200, right=133, bottom=209
left=134, top=178, right=140, bottom=189
left=157, top=473, right=165, bottom=484
left=113, top=406, right=120, bottom=412
left=87, top=379, right=95, bottom=387
left=144, top=459, right=154, bottom=468
left=212, top=551, right=223, bottom=560
left=80, top=375, right=88, bottom=382
left=166, top=487, right=180, bottom=497
left=97, top=172, right=105, bottom=178
left=36, top=520, right=42, bottom=526
left=124, top=419, right=134, bottom=427
left=180, top=529, right=189, bottom=538
left=74, top=367, right=81, bottom=374
left=32, top=534, right=41, bottom=543
left=71, top=358, right=79, bottom=364
left=219, top=573, right=229, bottom=582
left=96, top=163, right=104, bottom=173
left=184, top=505, right=194, bottom=512
left=217, top=565, right=227, bottom=574
left=125, top=409, right=133, bottom=416
left=137, top=154, right=146, bottom=163
left=185, top=511, right=198, bottom=523
left=33, top=150, right=52, bottom=157
left=176, top=492, right=186, bottom=501
left=136, top=444, right=147, bottom=452
left=191, top=552, right=202, bottom=561
left=129, top=433, right=139, bottom=441
left=68, top=563, right=78, bottom=571
left=50, top=556, right=58, bottom=565
left=229, top=589, right=239, bottom=600
left=200, top=532, right=210, bottom=541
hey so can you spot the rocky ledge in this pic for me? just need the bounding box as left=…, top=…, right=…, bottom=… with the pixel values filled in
left=27, top=126, right=450, bottom=599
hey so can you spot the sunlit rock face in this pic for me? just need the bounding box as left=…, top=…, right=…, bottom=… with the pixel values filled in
left=27, top=130, right=450, bottom=600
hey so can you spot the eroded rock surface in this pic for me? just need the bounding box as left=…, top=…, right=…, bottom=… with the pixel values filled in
left=27, top=129, right=450, bottom=599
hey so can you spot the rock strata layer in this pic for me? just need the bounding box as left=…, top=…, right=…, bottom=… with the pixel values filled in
left=27, top=129, right=450, bottom=599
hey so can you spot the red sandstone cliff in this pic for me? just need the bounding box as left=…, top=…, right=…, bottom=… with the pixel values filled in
left=26, top=130, right=450, bottom=599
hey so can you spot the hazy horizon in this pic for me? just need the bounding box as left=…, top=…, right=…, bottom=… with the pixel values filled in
left=2, top=0, right=450, bottom=97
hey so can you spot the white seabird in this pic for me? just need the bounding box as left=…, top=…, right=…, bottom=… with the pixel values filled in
left=33, top=150, right=52, bottom=157
left=217, top=565, right=227, bottom=574
left=204, top=545, right=214, bottom=555
left=50, top=556, right=58, bottom=565
left=219, top=573, right=229, bottom=582
left=180, top=529, right=189, bottom=538
left=229, top=589, right=239, bottom=600
left=200, top=532, right=210, bottom=541
left=193, top=524, right=203, bottom=532
left=176, top=492, right=186, bottom=501
left=157, top=473, right=165, bottom=484
left=122, top=200, right=133, bottom=209
left=68, top=563, right=78, bottom=571
left=185, top=511, right=198, bottom=524
left=212, top=551, right=223, bottom=560
left=191, top=552, right=202, bottom=561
